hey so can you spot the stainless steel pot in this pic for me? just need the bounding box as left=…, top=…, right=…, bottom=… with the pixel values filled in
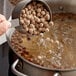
left=6, top=28, right=76, bottom=76
left=6, top=0, right=76, bottom=76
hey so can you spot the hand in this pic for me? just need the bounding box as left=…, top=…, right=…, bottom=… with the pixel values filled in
left=0, top=14, right=11, bottom=36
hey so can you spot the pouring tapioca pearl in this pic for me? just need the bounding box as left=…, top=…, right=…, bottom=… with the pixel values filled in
left=20, top=1, right=53, bottom=36
left=49, top=21, right=54, bottom=26
left=37, top=8, right=42, bottom=13
left=45, top=13, right=50, bottom=21
left=41, top=11, right=46, bottom=16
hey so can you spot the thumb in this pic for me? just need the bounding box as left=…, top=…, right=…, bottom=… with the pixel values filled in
left=6, top=21, right=11, bottom=28
left=2, top=21, right=11, bottom=31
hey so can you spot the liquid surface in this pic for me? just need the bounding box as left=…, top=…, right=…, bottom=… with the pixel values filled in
left=11, top=13, right=76, bottom=69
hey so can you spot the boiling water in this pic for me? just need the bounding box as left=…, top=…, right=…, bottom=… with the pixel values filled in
left=21, top=13, right=76, bottom=69
left=12, top=13, right=76, bottom=69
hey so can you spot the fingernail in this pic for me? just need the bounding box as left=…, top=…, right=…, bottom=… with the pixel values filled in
left=7, top=21, right=11, bottom=27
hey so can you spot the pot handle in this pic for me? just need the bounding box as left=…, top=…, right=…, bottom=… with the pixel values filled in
left=11, top=59, right=28, bottom=76
left=12, top=59, right=61, bottom=76
left=54, top=72, right=61, bottom=76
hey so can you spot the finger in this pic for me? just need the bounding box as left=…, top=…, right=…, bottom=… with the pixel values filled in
left=2, top=21, right=11, bottom=30
left=0, top=14, right=6, bottom=22
left=0, top=28, right=5, bottom=35
left=0, top=24, right=6, bottom=35
left=0, top=21, right=11, bottom=35
left=5, top=21, right=11, bottom=28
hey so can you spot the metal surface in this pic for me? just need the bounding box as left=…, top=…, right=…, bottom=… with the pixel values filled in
left=12, top=59, right=27, bottom=76
left=12, top=0, right=52, bottom=33
left=6, top=0, right=76, bottom=76
left=12, top=59, right=61, bottom=76
left=8, top=16, right=20, bottom=28
left=6, top=25, right=76, bottom=76
left=12, top=0, right=52, bottom=20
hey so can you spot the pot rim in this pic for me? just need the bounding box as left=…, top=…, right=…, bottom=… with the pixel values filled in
left=6, top=28, right=76, bottom=72
left=7, top=0, right=76, bottom=71
left=12, top=47, right=76, bottom=72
